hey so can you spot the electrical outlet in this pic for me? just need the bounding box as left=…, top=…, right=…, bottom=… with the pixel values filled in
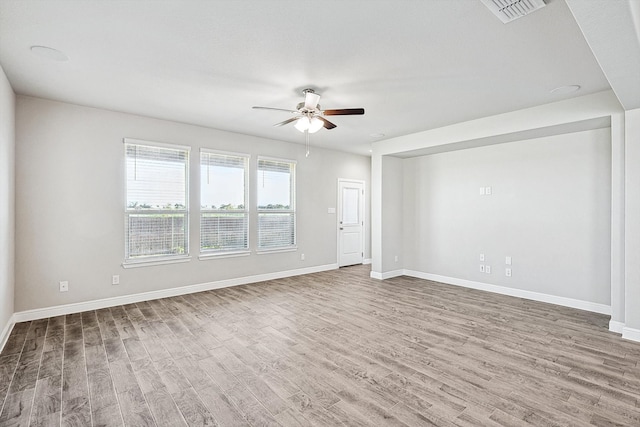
left=112, top=275, right=120, bottom=285
left=485, top=186, right=492, bottom=195
left=59, top=281, right=68, bottom=292
left=394, top=255, right=399, bottom=262
left=506, top=268, right=512, bottom=277
left=505, top=256, right=512, bottom=265
left=480, top=265, right=485, bottom=273
left=486, top=265, right=491, bottom=274
left=300, top=253, right=305, bottom=261
left=479, top=187, right=485, bottom=195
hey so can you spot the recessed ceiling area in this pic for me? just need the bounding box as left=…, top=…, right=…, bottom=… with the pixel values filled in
left=0, top=0, right=631, bottom=156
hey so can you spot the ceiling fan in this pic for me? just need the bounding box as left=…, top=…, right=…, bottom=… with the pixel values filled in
left=253, top=88, right=365, bottom=156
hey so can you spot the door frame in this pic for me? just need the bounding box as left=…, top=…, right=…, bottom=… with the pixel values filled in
left=337, top=178, right=366, bottom=267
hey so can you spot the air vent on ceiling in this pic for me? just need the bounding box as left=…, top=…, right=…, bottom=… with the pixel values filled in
left=480, top=0, right=546, bottom=23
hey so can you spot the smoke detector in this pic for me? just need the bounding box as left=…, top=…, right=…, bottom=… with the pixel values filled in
left=480, top=0, right=546, bottom=23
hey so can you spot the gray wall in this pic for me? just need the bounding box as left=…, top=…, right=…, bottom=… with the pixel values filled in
left=381, top=156, right=404, bottom=274
left=0, top=65, right=15, bottom=336
left=402, top=128, right=612, bottom=305
left=15, top=96, right=371, bottom=312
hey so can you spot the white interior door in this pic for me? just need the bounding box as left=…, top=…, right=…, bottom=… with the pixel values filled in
left=338, top=180, right=364, bottom=267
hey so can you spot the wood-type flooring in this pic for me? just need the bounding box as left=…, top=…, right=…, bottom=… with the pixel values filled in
left=1, top=265, right=640, bottom=426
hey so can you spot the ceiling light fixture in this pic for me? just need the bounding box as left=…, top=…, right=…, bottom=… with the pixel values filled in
left=294, top=116, right=323, bottom=134
left=30, top=45, right=69, bottom=62
left=550, top=85, right=581, bottom=95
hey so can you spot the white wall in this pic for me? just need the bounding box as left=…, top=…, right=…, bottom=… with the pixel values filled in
left=15, top=96, right=370, bottom=312
left=402, top=128, right=611, bottom=305
left=0, top=65, right=15, bottom=343
left=625, top=108, right=640, bottom=337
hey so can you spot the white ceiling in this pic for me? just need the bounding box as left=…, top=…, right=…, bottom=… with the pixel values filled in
left=0, top=0, right=636, bottom=156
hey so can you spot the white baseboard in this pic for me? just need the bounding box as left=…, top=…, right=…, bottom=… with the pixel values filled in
left=0, top=314, right=16, bottom=353
left=12, top=263, right=338, bottom=324
left=609, top=320, right=625, bottom=334
left=370, top=269, right=403, bottom=280
left=622, top=326, right=640, bottom=343
left=363, top=258, right=372, bottom=265
left=6, top=264, right=631, bottom=349
left=403, top=270, right=611, bottom=315
left=370, top=271, right=383, bottom=280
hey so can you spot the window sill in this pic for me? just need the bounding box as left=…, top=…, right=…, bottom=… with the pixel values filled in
left=122, top=256, right=191, bottom=269
left=199, top=251, right=251, bottom=261
left=256, top=247, right=297, bottom=255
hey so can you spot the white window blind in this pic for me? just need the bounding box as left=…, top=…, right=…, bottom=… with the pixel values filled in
left=257, top=157, right=296, bottom=249
left=124, top=140, right=189, bottom=262
left=200, top=150, right=249, bottom=253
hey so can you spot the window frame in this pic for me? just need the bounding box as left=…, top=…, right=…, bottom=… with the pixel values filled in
left=199, top=148, right=250, bottom=258
left=256, top=156, right=297, bottom=252
left=123, top=138, right=191, bottom=268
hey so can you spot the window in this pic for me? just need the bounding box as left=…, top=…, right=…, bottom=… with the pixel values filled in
left=200, top=150, right=249, bottom=254
left=257, top=157, right=296, bottom=250
left=124, top=139, right=189, bottom=264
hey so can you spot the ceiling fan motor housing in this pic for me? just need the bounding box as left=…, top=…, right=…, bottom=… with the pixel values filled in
left=296, top=102, right=320, bottom=112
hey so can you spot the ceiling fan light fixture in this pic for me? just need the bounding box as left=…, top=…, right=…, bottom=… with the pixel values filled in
left=294, top=117, right=310, bottom=132
left=308, top=117, right=324, bottom=133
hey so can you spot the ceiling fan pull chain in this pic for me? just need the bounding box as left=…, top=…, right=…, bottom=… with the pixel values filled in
left=305, top=130, right=310, bottom=157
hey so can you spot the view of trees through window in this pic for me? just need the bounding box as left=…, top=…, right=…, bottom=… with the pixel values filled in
left=125, top=141, right=189, bottom=260
left=258, top=158, right=296, bottom=249
left=124, top=142, right=296, bottom=261
left=200, top=151, right=249, bottom=252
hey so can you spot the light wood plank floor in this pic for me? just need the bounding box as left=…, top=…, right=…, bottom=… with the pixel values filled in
left=1, top=265, right=640, bottom=426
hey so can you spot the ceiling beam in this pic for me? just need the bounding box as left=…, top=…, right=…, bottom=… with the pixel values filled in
left=566, top=0, right=640, bottom=110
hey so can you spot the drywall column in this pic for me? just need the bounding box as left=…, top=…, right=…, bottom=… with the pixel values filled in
left=381, top=156, right=404, bottom=277
left=370, top=152, right=382, bottom=277
left=370, top=154, right=405, bottom=279
left=624, top=108, right=640, bottom=341
left=0, top=64, right=16, bottom=348
left=610, top=112, right=626, bottom=333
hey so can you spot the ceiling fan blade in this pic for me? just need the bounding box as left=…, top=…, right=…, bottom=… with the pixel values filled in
left=304, top=92, right=321, bottom=110
left=318, top=117, right=337, bottom=130
left=323, top=108, right=365, bottom=116
left=252, top=106, right=298, bottom=114
left=273, top=117, right=298, bottom=127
